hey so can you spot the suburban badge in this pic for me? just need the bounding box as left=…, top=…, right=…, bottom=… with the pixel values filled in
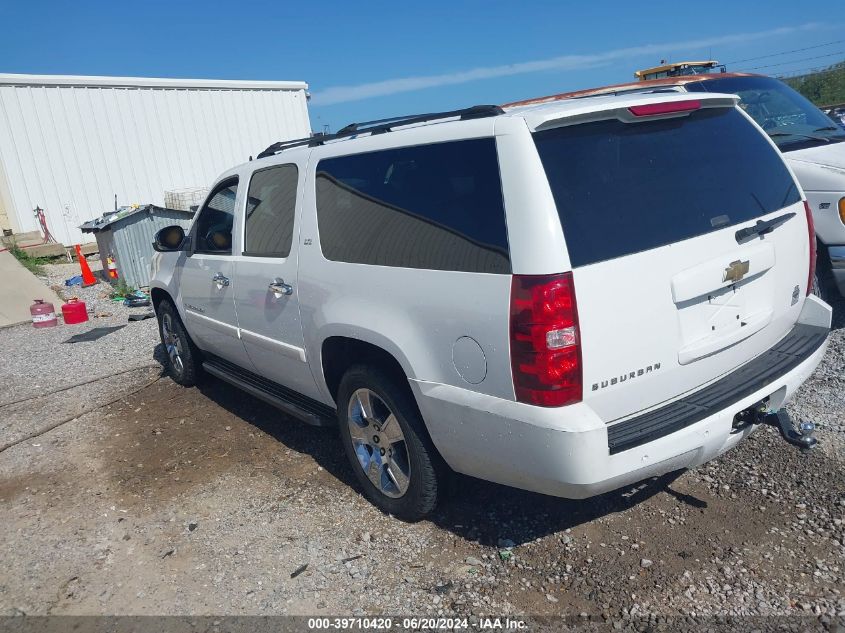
left=592, top=363, right=661, bottom=391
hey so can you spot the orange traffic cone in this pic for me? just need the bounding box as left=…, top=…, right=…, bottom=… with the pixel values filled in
left=74, top=245, right=97, bottom=287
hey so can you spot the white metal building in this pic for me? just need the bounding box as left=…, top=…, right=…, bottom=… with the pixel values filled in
left=0, top=73, right=310, bottom=246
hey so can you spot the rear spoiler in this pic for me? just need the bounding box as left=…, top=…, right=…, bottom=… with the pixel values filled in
left=523, top=93, right=739, bottom=132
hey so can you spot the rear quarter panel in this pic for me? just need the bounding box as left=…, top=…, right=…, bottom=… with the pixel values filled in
left=296, top=119, right=515, bottom=404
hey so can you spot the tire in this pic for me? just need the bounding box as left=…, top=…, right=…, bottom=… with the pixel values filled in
left=156, top=300, right=202, bottom=386
left=811, top=247, right=835, bottom=303
left=337, top=365, right=445, bottom=521
left=810, top=270, right=828, bottom=303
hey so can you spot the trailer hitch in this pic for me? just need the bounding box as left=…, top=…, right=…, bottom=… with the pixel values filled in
left=758, top=409, right=817, bottom=451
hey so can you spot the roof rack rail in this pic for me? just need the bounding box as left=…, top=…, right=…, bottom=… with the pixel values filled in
left=256, top=104, right=504, bottom=159
left=335, top=104, right=504, bottom=134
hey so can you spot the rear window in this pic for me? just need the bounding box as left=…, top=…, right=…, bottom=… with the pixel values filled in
left=533, top=107, right=800, bottom=267
left=315, top=138, right=510, bottom=273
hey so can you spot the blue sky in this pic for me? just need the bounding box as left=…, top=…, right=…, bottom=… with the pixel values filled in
left=2, top=0, right=843, bottom=132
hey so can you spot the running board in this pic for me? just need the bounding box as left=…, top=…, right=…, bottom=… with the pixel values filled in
left=202, top=357, right=336, bottom=427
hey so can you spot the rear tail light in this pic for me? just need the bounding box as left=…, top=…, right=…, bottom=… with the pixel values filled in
left=628, top=100, right=701, bottom=117
left=804, top=200, right=816, bottom=296
left=838, top=197, right=845, bottom=226
left=510, top=273, right=582, bottom=407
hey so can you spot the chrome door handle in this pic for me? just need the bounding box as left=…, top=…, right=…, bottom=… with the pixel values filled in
left=268, top=278, right=293, bottom=296
left=212, top=272, right=230, bottom=289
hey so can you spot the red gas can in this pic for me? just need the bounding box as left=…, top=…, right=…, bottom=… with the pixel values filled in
left=61, top=298, right=89, bottom=325
left=30, top=299, right=58, bottom=328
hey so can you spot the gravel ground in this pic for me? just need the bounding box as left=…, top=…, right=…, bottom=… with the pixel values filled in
left=0, top=274, right=842, bottom=626
left=0, top=260, right=161, bottom=407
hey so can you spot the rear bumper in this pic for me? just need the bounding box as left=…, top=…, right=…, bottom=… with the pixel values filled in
left=829, top=245, right=845, bottom=295
left=412, top=296, right=832, bottom=499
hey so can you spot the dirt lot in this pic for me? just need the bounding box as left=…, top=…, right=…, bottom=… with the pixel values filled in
left=0, top=284, right=843, bottom=623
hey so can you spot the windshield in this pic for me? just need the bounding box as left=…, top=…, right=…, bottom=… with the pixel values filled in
left=673, top=64, right=720, bottom=76
left=686, top=76, right=845, bottom=150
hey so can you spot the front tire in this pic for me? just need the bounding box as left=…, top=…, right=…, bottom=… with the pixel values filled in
left=156, top=300, right=201, bottom=386
left=337, top=365, right=444, bottom=521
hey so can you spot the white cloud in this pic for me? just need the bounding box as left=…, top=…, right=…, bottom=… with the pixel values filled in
left=311, top=23, right=825, bottom=105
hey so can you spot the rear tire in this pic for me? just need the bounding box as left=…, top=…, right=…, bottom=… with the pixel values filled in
left=156, top=300, right=202, bottom=386
left=337, top=365, right=444, bottom=521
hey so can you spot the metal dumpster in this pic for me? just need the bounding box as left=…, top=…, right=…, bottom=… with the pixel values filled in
left=80, top=205, right=194, bottom=289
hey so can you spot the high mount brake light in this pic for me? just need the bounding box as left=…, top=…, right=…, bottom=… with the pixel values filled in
left=628, top=100, right=701, bottom=117
left=510, top=273, right=582, bottom=407
left=804, top=200, right=816, bottom=296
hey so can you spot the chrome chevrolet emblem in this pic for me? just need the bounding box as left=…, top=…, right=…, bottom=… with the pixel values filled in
left=723, top=259, right=750, bottom=284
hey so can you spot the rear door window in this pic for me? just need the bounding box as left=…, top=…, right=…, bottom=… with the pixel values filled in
left=533, top=107, right=800, bottom=267
left=315, top=138, right=510, bottom=273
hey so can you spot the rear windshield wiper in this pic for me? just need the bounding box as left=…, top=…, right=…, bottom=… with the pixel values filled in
left=735, top=212, right=796, bottom=243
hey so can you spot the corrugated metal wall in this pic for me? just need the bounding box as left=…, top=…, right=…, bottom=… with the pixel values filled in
left=0, top=76, right=310, bottom=246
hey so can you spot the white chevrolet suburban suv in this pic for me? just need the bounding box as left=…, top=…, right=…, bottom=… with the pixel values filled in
left=150, top=92, right=832, bottom=520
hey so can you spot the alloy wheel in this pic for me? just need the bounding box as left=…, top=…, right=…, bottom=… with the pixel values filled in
left=347, top=388, right=411, bottom=498
left=161, top=313, right=185, bottom=376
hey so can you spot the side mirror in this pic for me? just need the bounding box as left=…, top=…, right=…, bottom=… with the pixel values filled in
left=153, top=225, right=187, bottom=252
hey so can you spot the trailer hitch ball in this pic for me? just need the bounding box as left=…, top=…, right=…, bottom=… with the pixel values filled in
left=798, top=420, right=815, bottom=436
left=760, top=410, right=818, bottom=452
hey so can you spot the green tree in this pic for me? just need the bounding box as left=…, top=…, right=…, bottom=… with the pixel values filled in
left=784, top=61, right=845, bottom=107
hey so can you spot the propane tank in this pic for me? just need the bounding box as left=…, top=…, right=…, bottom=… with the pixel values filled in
left=61, top=298, right=89, bottom=325
left=30, top=299, right=58, bottom=328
